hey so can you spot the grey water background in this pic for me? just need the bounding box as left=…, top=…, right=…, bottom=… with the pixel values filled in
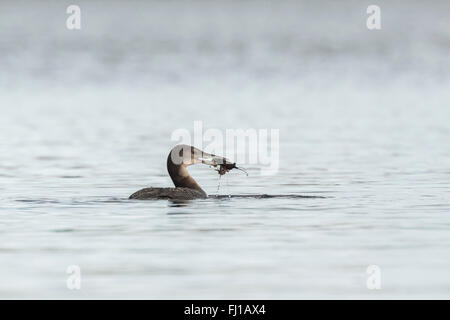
left=0, top=0, right=449, bottom=299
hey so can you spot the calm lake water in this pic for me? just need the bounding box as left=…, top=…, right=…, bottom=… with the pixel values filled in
left=0, top=0, right=449, bottom=299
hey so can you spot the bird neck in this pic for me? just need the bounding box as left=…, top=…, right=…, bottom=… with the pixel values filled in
left=167, top=154, right=206, bottom=196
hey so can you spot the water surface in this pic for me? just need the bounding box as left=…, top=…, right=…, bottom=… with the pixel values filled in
left=0, top=0, right=449, bottom=299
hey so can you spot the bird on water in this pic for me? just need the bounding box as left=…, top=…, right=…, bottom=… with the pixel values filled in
left=129, top=144, right=238, bottom=200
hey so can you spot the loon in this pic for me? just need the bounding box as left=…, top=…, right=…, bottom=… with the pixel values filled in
left=129, top=144, right=236, bottom=200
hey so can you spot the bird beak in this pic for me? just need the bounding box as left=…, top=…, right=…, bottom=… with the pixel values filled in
left=197, top=151, right=233, bottom=167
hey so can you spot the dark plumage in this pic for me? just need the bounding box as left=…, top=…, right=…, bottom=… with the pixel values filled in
left=129, top=187, right=206, bottom=200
